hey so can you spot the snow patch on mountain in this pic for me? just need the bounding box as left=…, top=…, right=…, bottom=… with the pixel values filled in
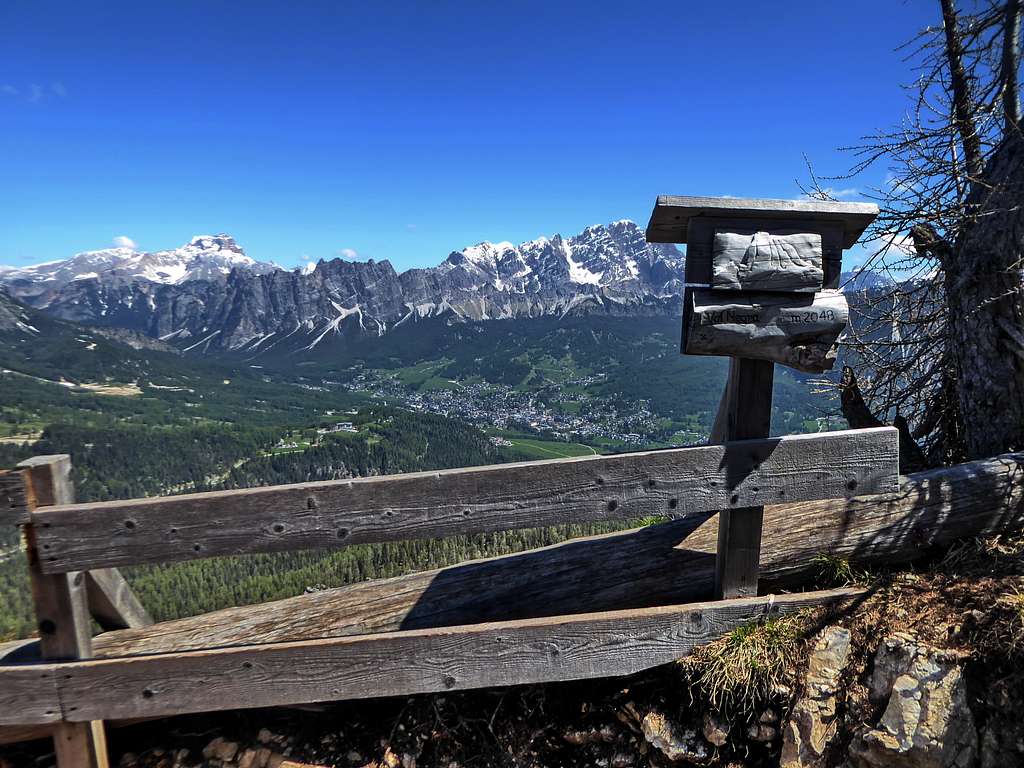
left=562, top=240, right=603, bottom=285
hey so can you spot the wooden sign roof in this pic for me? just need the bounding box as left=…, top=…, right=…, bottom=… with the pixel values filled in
left=646, top=195, right=878, bottom=248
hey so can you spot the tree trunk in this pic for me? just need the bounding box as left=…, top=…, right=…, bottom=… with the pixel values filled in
left=949, top=130, right=1024, bottom=458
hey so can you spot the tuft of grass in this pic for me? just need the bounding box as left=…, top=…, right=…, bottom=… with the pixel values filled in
left=680, top=613, right=806, bottom=717
left=810, top=553, right=866, bottom=588
left=939, top=535, right=1024, bottom=576
left=635, top=515, right=670, bottom=527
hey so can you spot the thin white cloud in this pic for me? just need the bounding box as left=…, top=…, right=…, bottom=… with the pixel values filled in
left=339, top=247, right=359, bottom=259
left=113, top=235, right=138, bottom=249
left=406, top=223, right=418, bottom=231
left=1, top=82, right=67, bottom=103
left=801, top=187, right=862, bottom=201
left=828, top=187, right=861, bottom=200
left=857, top=232, right=917, bottom=270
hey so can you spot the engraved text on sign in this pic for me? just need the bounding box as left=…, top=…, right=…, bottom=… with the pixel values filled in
left=685, top=289, right=848, bottom=373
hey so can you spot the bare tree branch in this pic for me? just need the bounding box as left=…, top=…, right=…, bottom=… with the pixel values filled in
left=1003, top=0, right=1022, bottom=128
left=942, top=0, right=986, bottom=177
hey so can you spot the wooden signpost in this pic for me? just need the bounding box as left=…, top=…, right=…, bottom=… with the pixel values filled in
left=646, top=195, right=879, bottom=598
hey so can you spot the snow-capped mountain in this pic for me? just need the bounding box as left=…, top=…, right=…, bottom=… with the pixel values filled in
left=1, top=235, right=278, bottom=308
left=2, top=221, right=685, bottom=356
left=840, top=267, right=896, bottom=292
left=428, top=221, right=683, bottom=294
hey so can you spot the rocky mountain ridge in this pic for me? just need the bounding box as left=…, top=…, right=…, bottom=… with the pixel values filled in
left=1, top=221, right=686, bottom=356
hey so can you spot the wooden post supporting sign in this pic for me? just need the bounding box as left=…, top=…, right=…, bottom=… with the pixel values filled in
left=710, top=358, right=774, bottom=598
left=647, top=195, right=879, bottom=599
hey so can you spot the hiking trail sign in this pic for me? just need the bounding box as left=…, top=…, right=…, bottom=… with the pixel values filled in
left=647, top=195, right=878, bottom=374
left=646, top=195, right=879, bottom=599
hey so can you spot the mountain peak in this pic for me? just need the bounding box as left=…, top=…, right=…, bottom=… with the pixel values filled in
left=187, top=234, right=244, bottom=253
left=0, top=234, right=277, bottom=306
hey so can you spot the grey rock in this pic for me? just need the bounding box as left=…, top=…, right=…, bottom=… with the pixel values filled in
left=747, top=723, right=778, bottom=743
left=849, top=635, right=977, bottom=768
left=203, top=738, right=239, bottom=763
left=641, top=710, right=711, bottom=764
left=979, top=727, right=1001, bottom=768
left=780, top=625, right=852, bottom=768
left=702, top=711, right=730, bottom=747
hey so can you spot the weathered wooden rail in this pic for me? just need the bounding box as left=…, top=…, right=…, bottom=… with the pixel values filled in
left=0, top=427, right=898, bottom=766
left=30, top=428, right=894, bottom=572
left=2, top=588, right=865, bottom=725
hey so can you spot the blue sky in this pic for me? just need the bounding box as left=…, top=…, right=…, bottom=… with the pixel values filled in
left=1, top=1, right=936, bottom=271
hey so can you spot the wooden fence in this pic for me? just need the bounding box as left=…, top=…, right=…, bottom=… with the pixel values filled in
left=0, top=427, right=901, bottom=768
left=74, top=449, right=1024, bottom=659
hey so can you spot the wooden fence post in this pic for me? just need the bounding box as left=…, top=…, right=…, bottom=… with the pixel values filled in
left=84, top=569, right=153, bottom=631
left=711, top=358, right=775, bottom=599
left=18, top=456, right=109, bottom=768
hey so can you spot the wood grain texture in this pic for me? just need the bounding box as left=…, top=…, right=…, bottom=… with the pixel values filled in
left=712, top=230, right=823, bottom=292
left=22, top=458, right=92, bottom=661
left=0, top=470, right=30, bottom=526
left=32, top=428, right=899, bottom=573
left=51, top=589, right=862, bottom=723
left=0, top=724, right=54, bottom=746
left=29, top=566, right=93, bottom=661
left=710, top=358, right=775, bottom=443
left=85, top=569, right=153, bottom=631
left=89, top=452, right=1024, bottom=660
left=683, top=218, right=844, bottom=290
left=52, top=722, right=107, bottom=768
left=712, top=358, right=774, bottom=600
left=18, top=456, right=74, bottom=507
left=0, top=663, right=62, bottom=726
left=684, top=289, right=848, bottom=373
left=645, top=195, right=877, bottom=248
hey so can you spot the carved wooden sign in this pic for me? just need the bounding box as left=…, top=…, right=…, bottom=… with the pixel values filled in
left=684, top=289, right=848, bottom=373
left=712, top=230, right=823, bottom=292
left=645, top=196, right=878, bottom=372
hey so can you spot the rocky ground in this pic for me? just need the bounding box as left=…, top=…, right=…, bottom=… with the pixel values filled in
left=3, top=535, right=1023, bottom=768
